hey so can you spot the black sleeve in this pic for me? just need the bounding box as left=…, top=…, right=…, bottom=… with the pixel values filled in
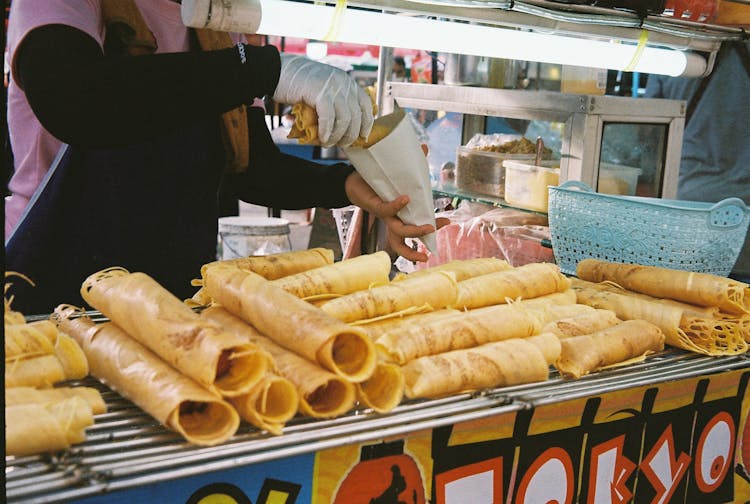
left=14, top=24, right=280, bottom=148
left=226, top=106, right=354, bottom=210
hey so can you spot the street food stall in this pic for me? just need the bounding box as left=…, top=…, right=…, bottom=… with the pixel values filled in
left=5, top=1, right=750, bottom=503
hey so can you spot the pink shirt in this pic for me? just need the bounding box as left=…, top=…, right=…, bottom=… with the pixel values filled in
left=5, top=0, right=192, bottom=237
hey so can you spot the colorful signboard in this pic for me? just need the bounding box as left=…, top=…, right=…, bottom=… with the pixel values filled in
left=75, top=368, right=750, bottom=503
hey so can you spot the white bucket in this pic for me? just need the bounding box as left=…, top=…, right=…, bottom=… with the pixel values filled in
left=217, top=216, right=292, bottom=260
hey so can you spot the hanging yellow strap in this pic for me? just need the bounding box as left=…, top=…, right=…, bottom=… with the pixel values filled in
left=322, top=0, right=348, bottom=42
left=624, top=29, right=649, bottom=72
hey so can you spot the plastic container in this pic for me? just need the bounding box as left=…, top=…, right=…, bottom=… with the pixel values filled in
left=217, top=216, right=292, bottom=260
left=598, top=163, right=643, bottom=196
left=547, top=181, right=750, bottom=276
left=560, top=65, right=607, bottom=95
left=455, top=146, right=535, bottom=197
left=502, top=160, right=561, bottom=213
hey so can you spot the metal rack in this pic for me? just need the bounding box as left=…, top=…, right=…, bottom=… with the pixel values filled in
left=6, top=349, right=749, bottom=503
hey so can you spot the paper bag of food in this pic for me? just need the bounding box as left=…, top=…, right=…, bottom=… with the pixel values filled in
left=343, top=109, right=437, bottom=253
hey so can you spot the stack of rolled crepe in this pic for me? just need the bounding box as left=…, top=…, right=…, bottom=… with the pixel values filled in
left=80, top=267, right=272, bottom=398
left=54, top=305, right=240, bottom=446
left=573, top=259, right=749, bottom=355
left=201, top=270, right=403, bottom=415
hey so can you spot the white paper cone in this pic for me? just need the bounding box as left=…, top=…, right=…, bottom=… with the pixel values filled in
left=343, top=110, right=437, bottom=254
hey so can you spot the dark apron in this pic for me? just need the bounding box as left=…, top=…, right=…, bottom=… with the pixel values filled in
left=5, top=120, right=225, bottom=315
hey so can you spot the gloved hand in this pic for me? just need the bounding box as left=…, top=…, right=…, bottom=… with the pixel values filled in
left=273, top=54, right=374, bottom=147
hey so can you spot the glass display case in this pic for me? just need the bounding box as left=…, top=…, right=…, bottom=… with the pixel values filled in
left=381, top=82, right=686, bottom=203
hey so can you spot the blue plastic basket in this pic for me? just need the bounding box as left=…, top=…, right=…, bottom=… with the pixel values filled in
left=548, top=181, right=750, bottom=277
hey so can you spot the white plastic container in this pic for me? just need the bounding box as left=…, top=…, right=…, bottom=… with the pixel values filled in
left=503, top=160, right=560, bottom=213
left=217, top=216, right=292, bottom=259
left=598, top=163, right=643, bottom=196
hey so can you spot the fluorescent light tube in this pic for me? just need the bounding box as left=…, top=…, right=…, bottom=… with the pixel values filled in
left=182, top=0, right=706, bottom=77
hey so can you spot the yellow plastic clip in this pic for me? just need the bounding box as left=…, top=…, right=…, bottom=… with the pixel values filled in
left=624, top=29, right=649, bottom=72
left=322, top=0, right=347, bottom=42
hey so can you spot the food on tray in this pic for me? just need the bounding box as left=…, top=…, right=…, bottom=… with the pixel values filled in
left=202, top=247, right=334, bottom=281
left=5, top=386, right=106, bottom=414
left=355, top=361, right=405, bottom=414
left=229, top=373, right=299, bottom=435
left=271, top=251, right=392, bottom=301
left=202, top=307, right=357, bottom=418
left=376, top=294, right=592, bottom=364
left=576, top=259, right=750, bottom=315
left=53, top=306, right=239, bottom=446
left=399, top=257, right=512, bottom=282
left=5, top=354, right=66, bottom=389
left=571, top=278, right=747, bottom=355
left=6, top=396, right=94, bottom=456
left=554, top=319, right=666, bottom=378
left=5, top=321, right=56, bottom=360
left=202, top=267, right=376, bottom=383
left=320, top=271, right=459, bottom=324
left=288, top=87, right=379, bottom=147
left=453, top=262, right=571, bottom=310
left=402, top=333, right=558, bottom=399
left=357, top=308, right=463, bottom=342
left=541, top=309, right=622, bottom=338
left=81, top=267, right=270, bottom=397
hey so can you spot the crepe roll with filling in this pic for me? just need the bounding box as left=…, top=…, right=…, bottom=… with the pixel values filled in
left=271, top=251, right=392, bottom=301
left=202, top=268, right=376, bottom=383
left=402, top=336, right=553, bottom=399
left=5, top=386, right=107, bottom=415
left=81, top=268, right=270, bottom=397
left=202, top=306, right=357, bottom=418
left=554, top=319, right=665, bottom=379
left=6, top=396, right=94, bottom=457
left=320, top=271, right=459, bottom=324
left=542, top=309, right=622, bottom=338
left=453, top=262, right=571, bottom=310
left=229, top=373, right=299, bottom=435
left=53, top=306, right=239, bottom=446
left=576, top=258, right=750, bottom=315
left=356, top=361, right=405, bottom=414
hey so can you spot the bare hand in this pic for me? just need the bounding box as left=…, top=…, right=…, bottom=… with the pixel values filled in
left=344, top=171, right=440, bottom=262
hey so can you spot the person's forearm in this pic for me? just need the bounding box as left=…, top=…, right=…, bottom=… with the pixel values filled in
left=15, top=24, right=280, bottom=148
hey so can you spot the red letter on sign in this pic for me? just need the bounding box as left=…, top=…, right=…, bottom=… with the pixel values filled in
left=640, top=424, right=691, bottom=504
left=587, top=435, right=636, bottom=504
left=694, top=411, right=735, bottom=493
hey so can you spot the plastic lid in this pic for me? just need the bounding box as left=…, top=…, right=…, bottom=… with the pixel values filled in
left=502, top=159, right=560, bottom=172
left=218, top=216, right=291, bottom=236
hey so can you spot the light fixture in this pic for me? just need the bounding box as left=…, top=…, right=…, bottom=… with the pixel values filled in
left=181, top=0, right=706, bottom=77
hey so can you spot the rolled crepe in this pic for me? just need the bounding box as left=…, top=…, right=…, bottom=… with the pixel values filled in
left=576, top=259, right=750, bottom=315
left=6, top=397, right=94, bottom=457
left=80, top=267, right=270, bottom=397
left=202, top=307, right=357, bottom=418
left=5, top=354, right=66, bottom=388
left=453, top=263, right=571, bottom=310
left=201, top=247, right=334, bottom=281
left=203, top=267, right=376, bottom=382
left=356, top=361, right=405, bottom=414
left=53, top=307, right=240, bottom=446
left=402, top=335, right=554, bottom=399
left=554, top=319, right=666, bottom=378
left=572, top=278, right=747, bottom=355
left=288, top=87, right=378, bottom=146
left=377, top=297, right=593, bottom=364
left=320, top=271, right=459, bottom=324
left=541, top=309, right=622, bottom=338
left=399, top=258, right=512, bottom=282
left=357, top=308, right=462, bottom=342
left=271, top=251, right=392, bottom=301
left=5, top=322, right=56, bottom=360
left=229, top=373, right=299, bottom=435
left=5, top=386, right=107, bottom=414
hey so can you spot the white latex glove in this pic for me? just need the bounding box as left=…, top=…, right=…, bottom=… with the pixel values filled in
left=273, top=54, right=374, bottom=147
